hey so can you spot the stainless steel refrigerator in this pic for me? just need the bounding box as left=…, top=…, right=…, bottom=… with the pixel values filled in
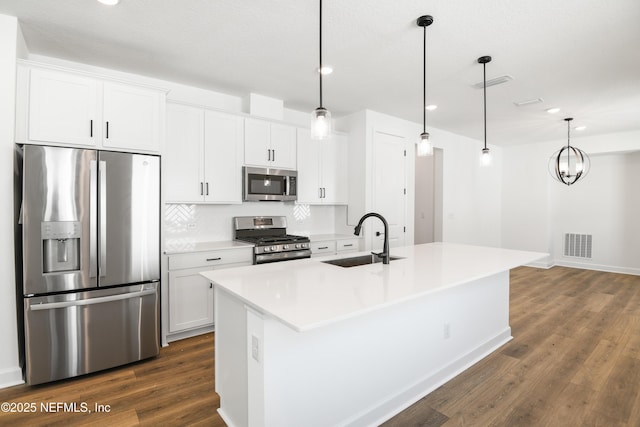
left=15, top=144, right=160, bottom=385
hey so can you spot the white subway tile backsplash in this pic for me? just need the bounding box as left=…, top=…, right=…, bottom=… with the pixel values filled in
left=164, top=203, right=340, bottom=242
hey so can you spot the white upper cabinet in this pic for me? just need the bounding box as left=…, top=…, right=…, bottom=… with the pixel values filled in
left=203, top=110, right=243, bottom=203
left=21, top=63, right=164, bottom=153
left=102, top=82, right=162, bottom=152
left=244, top=118, right=296, bottom=169
left=28, top=68, right=100, bottom=146
left=165, top=103, right=243, bottom=204
left=165, top=103, right=205, bottom=202
left=296, top=128, right=348, bottom=205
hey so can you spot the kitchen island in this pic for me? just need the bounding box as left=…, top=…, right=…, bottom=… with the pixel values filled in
left=202, top=243, right=546, bottom=427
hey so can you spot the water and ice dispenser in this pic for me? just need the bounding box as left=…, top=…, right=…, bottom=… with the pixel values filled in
left=41, top=221, right=81, bottom=273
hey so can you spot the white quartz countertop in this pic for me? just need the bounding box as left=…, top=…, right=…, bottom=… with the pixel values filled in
left=201, top=243, right=546, bottom=332
left=164, top=239, right=253, bottom=255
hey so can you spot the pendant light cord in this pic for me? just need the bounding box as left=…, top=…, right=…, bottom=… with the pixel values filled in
left=483, top=62, right=487, bottom=150
left=319, top=0, right=323, bottom=108
left=423, top=25, right=426, bottom=134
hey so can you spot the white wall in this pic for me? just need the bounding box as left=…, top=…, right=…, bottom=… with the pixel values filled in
left=502, top=129, right=640, bottom=273
left=550, top=152, right=640, bottom=274
left=430, top=127, right=503, bottom=248
left=501, top=141, right=554, bottom=267
left=0, top=13, right=23, bottom=388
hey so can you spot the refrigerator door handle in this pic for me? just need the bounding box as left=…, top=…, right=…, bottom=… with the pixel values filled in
left=99, top=160, right=107, bottom=277
left=28, top=288, right=157, bottom=311
left=89, top=160, right=98, bottom=278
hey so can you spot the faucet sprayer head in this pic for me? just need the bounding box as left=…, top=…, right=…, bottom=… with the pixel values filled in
left=354, top=225, right=362, bottom=236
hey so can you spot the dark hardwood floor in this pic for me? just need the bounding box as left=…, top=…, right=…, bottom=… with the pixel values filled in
left=1, top=266, right=639, bottom=426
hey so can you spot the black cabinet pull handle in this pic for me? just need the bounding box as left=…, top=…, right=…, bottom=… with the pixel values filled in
left=267, top=149, right=271, bottom=161
left=206, top=182, right=209, bottom=196
left=210, top=283, right=213, bottom=289
left=206, top=257, right=222, bottom=261
left=90, top=120, right=93, bottom=137
left=343, top=244, right=354, bottom=247
left=272, top=149, right=275, bottom=162
left=200, top=182, right=204, bottom=195
left=318, top=246, right=329, bottom=250
left=106, top=121, right=109, bottom=139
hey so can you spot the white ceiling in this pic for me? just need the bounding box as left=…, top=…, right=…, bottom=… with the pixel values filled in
left=1, top=0, right=639, bottom=146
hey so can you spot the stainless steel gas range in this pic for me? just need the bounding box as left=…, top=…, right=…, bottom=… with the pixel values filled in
left=234, top=216, right=311, bottom=264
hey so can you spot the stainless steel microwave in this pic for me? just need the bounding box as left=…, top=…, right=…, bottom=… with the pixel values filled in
left=243, top=166, right=297, bottom=201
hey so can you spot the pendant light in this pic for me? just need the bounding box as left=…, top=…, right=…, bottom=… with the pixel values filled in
left=416, top=15, right=434, bottom=157
left=311, top=0, right=332, bottom=140
left=478, top=56, right=492, bottom=166
left=548, top=118, right=590, bottom=185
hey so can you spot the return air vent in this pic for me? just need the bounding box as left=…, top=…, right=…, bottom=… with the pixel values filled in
left=564, top=233, right=592, bottom=259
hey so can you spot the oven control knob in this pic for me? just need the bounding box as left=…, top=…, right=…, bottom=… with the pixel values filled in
left=271, top=246, right=276, bottom=251
left=283, top=244, right=289, bottom=250
left=294, top=244, right=300, bottom=249
left=263, top=247, right=270, bottom=252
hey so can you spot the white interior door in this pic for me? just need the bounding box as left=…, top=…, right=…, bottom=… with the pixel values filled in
left=372, top=130, right=406, bottom=249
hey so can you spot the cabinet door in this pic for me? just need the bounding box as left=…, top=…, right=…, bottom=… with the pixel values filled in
left=168, top=267, right=214, bottom=332
left=165, top=104, right=205, bottom=202
left=296, top=128, right=322, bottom=204
left=322, top=133, right=348, bottom=204
left=244, top=118, right=270, bottom=166
left=102, top=81, right=162, bottom=152
left=28, top=68, right=99, bottom=146
left=204, top=111, right=243, bottom=203
left=270, top=123, right=297, bottom=169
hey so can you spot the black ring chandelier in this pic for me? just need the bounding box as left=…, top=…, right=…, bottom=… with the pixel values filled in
left=548, top=118, right=590, bottom=185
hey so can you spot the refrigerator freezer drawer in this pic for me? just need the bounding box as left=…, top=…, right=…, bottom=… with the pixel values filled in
left=24, top=283, right=160, bottom=385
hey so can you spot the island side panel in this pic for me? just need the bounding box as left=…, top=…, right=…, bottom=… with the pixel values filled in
left=215, top=287, right=249, bottom=427
left=250, top=271, right=511, bottom=427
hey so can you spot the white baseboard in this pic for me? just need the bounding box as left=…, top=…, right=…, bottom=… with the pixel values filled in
left=553, top=260, right=640, bottom=276
left=0, top=366, right=24, bottom=390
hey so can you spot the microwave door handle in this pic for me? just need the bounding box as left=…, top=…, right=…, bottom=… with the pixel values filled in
left=89, top=160, right=98, bottom=278
left=99, top=160, right=107, bottom=277
left=285, top=176, right=290, bottom=196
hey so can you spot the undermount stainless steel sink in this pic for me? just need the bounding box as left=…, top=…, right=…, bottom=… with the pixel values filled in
left=322, top=254, right=404, bottom=268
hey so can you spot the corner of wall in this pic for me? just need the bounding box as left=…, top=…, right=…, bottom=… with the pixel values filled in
left=0, top=12, right=22, bottom=389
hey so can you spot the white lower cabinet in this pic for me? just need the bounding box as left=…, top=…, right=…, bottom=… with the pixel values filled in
left=310, top=237, right=360, bottom=257
left=336, top=238, right=359, bottom=253
left=167, top=247, right=252, bottom=337
left=169, top=267, right=214, bottom=332
left=310, top=241, right=337, bottom=257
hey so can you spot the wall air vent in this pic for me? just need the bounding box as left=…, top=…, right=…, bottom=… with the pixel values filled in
left=564, top=233, right=592, bottom=259
left=472, top=75, right=513, bottom=89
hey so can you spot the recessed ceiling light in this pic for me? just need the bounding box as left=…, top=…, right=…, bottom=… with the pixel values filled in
left=425, top=104, right=437, bottom=111
left=546, top=107, right=560, bottom=114
left=575, top=126, right=586, bottom=131
left=97, top=0, right=119, bottom=4
left=317, top=66, right=333, bottom=75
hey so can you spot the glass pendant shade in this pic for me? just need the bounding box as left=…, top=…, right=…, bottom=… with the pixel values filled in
left=311, top=107, right=332, bottom=140
left=481, top=147, right=491, bottom=166
left=417, top=132, right=433, bottom=157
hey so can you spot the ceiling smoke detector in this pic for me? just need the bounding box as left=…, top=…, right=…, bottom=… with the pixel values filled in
left=472, top=75, right=513, bottom=89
